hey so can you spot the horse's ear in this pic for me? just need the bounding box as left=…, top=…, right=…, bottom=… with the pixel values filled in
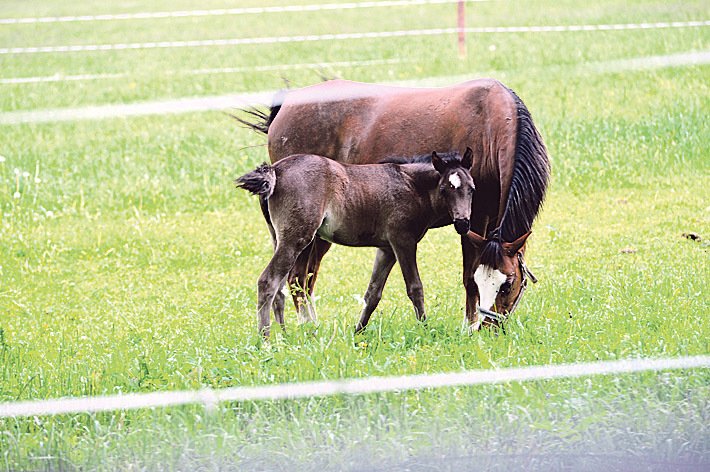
left=502, top=231, right=531, bottom=256
left=466, top=231, right=487, bottom=248
left=462, top=147, right=473, bottom=170
left=431, top=151, right=446, bottom=174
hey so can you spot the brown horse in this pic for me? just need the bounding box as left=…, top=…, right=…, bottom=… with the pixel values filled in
left=236, top=78, right=550, bottom=330
left=236, top=150, right=475, bottom=337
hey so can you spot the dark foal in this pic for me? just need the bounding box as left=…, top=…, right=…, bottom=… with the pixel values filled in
left=237, top=149, right=475, bottom=337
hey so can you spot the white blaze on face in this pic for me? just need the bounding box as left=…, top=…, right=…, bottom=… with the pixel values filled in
left=474, top=264, right=507, bottom=310
left=449, top=173, right=461, bottom=189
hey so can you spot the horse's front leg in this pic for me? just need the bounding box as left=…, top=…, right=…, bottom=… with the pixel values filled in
left=462, top=215, right=488, bottom=331
left=355, top=247, right=396, bottom=333
left=391, top=242, right=426, bottom=323
left=461, top=234, right=480, bottom=330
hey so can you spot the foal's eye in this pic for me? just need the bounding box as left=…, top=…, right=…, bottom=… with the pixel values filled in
left=500, top=282, right=512, bottom=295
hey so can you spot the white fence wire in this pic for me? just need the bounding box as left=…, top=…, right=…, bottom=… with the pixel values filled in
left=2, top=21, right=708, bottom=55
left=0, top=0, right=486, bottom=24
left=0, top=49, right=707, bottom=124
left=0, top=58, right=408, bottom=85
left=1, top=356, right=708, bottom=418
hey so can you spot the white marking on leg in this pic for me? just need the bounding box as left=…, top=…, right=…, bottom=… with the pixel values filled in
left=449, top=173, right=461, bottom=188
left=297, top=305, right=310, bottom=324
left=306, top=299, right=318, bottom=322
left=474, top=265, right=506, bottom=310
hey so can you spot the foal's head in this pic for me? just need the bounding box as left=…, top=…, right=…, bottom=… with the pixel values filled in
left=432, top=147, right=475, bottom=235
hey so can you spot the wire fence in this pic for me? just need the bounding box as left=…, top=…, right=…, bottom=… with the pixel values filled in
left=1, top=0, right=708, bottom=426
left=2, top=21, right=708, bottom=55
left=1, top=356, right=708, bottom=418
left=0, top=0, right=486, bottom=24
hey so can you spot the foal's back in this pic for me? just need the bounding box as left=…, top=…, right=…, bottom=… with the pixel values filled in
left=269, top=154, right=434, bottom=247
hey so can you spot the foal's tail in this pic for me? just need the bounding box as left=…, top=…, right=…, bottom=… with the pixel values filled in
left=235, top=163, right=276, bottom=198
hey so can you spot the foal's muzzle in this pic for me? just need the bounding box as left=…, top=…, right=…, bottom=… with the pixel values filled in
left=454, top=218, right=470, bottom=235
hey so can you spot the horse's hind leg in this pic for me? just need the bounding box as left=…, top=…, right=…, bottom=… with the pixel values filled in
left=288, top=237, right=331, bottom=324
left=356, top=247, right=396, bottom=333
left=288, top=245, right=314, bottom=324
left=303, top=237, right=331, bottom=322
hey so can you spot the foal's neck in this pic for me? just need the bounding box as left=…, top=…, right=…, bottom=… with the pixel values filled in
left=407, top=164, right=449, bottom=219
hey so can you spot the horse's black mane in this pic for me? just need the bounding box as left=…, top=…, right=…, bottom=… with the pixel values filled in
left=493, top=87, right=550, bottom=242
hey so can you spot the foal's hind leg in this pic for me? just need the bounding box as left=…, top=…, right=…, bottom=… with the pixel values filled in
left=355, top=247, right=396, bottom=333
left=257, top=236, right=315, bottom=338
left=260, top=195, right=286, bottom=329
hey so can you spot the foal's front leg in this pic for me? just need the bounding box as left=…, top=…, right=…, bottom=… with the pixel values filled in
left=391, top=241, right=426, bottom=323
left=355, top=247, right=396, bottom=333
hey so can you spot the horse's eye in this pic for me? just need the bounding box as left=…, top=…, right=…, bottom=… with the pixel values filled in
left=500, top=282, right=512, bottom=295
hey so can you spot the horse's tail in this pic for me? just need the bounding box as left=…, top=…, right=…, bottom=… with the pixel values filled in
left=235, top=163, right=276, bottom=198
left=496, top=87, right=551, bottom=242
left=231, top=90, right=286, bottom=135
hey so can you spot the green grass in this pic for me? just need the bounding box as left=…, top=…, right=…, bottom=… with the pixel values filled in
left=1, top=0, right=709, bottom=470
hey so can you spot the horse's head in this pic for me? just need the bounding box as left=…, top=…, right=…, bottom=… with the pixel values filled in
left=465, top=231, right=537, bottom=330
left=432, top=147, right=475, bottom=235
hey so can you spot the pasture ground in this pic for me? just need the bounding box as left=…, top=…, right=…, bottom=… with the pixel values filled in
left=0, top=0, right=708, bottom=470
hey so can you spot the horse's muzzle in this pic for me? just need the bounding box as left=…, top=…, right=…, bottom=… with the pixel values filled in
left=454, top=218, right=470, bottom=235
left=478, top=307, right=506, bottom=324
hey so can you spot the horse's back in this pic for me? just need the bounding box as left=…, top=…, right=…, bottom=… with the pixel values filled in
left=267, top=78, right=517, bottom=178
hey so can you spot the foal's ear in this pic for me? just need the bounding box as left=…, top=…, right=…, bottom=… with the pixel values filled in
left=462, top=147, right=473, bottom=170
left=465, top=231, right=487, bottom=248
left=502, top=231, right=531, bottom=256
left=431, top=151, right=446, bottom=174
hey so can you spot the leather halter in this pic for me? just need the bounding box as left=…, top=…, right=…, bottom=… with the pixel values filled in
left=478, top=251, right=538, bottom=325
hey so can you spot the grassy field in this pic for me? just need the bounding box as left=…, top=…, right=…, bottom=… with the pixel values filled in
left=1, top=0, right=709, bottom=470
